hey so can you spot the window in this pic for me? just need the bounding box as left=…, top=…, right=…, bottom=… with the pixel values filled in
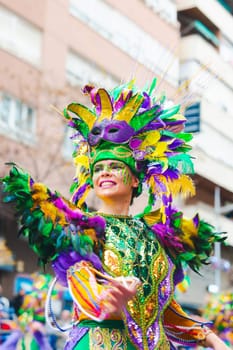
left=62, top=126, right=75, bottom=159
left=0, top=93, right=36, bottom=142
left=0, top=5, right=42, bottom=66
left=69, top=0, right=179, bottom=86
left=144, top=0, right=177, bottom=24
left=184, top=102, right=201, bottom=133
left=66, top=51, right=118, bottom=89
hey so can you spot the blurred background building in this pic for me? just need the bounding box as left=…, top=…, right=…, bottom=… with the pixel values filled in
left=0, top=0, right=233, bottom=310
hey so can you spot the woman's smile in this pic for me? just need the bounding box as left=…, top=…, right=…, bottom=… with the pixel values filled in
left=99, top=180, right=117, bottom=188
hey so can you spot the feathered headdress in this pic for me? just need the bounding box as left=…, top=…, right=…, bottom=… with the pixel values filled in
left=64, top=78, right=195, bottom=215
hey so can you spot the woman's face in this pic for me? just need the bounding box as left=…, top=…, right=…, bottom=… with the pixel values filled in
left=92, top=160, right=138, bottom=202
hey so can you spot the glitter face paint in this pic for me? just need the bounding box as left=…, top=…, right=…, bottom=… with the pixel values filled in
left=92, top=160, right=138, bottom=203
left=93, top=161, right=133, bottom=186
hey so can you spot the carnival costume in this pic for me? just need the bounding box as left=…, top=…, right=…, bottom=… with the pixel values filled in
left=1, top=79, right=225, bottom=349
left=0, top=273, right=53, bottom=350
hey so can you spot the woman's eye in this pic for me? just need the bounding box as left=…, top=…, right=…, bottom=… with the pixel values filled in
left=111, top=164, right=124, bottom=170
left=94, top=166, right=102, bottom=173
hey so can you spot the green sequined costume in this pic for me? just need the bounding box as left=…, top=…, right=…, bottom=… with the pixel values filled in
left=67, top=214, right=200, bottom=350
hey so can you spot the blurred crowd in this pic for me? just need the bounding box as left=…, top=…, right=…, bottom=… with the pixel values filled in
left=201, top=290, right=233, bottom=348
left=1, top=275, right=232, bottom=349
left=0, top=275, right=72, bottom=350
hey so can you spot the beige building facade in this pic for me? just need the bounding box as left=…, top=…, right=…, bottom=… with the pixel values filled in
left=176, top=0, right=233, bottom=306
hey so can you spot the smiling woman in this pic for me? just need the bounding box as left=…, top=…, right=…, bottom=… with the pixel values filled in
left=92, top=160, right=139, bottom=214
left=0, top=79, right=229, bottom=350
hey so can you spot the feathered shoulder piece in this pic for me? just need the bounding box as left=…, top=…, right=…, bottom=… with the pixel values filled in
left=142, top=199, right=226, bottom=273
left=1, top=164, right=106, bottom=267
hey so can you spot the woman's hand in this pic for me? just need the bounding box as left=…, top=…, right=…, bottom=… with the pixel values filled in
left=102, top=277, right=141, bottom=315
left=202, top=330, right=231, bottom=350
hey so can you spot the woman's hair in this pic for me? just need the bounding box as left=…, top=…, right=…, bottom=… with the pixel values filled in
left=130, top=187, right=139, bottom=205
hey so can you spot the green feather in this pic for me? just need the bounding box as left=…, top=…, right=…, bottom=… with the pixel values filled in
left=160, top=104, right=180, bottom=119
left=148, top=78, right=157, bottom=96
left=168, top=154, right=194, bottom=174
left=129, top=105, right=161, bottom=131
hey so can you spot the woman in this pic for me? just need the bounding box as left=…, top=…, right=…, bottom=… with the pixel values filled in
left=1, top=79, right=230, bottom=349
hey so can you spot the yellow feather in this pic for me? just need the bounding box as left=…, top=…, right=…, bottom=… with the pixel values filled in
left=97, top=89, right=113, bottom=122
left=31, top=183, right=49, bottom=202
left=67, top=104, right=96, bottom=130
left=147, top=142, right=168, bottom=159
left=115, top=94, right=144, bottom=123
left=180, top=217, right=198, bottom=249
left=143, top=210, right=161, bottom=226
left=168, top=175, right=196, bottom=198
left=74, top=155, right=89, bottom=168
left=140, top=131, right=160, bottom=148
left=40, top=202, right=67, bottom=225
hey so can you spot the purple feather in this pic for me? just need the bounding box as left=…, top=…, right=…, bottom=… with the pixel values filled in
left=152, top=223, right=184, bottom=251
left=193, top=214, right=199, bottom=228
left=141, top=92, right=151, bottom=109
left=71, top=189, right=81, bottom=205
left=162, top=168, right=179, bottom=180
left=52, top=250, right=104, bottom=286
left=146, top=164, right=163, bottom=176
left=52, top=197, right=106, bottom=233
left=82, top=85, right=94, bottom=94
left=141, top=119, right=165, bottom=132
left=68, top=120, right=77, bottom=128
left=73, top=183, right=89, bottom=202
left=165, top=119, right=185, bottom=126
left=173, top=266, right=185, bottom=285
left=168, top=139, right=184, bottom=149
left=114, top=90, right=132, bottom=112
left=95, top=92, right=101, bottom=116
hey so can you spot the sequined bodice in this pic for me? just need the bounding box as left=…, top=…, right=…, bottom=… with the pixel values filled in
left=103, top=216, right=162, bottom=296
left=102, top=215, right=175, bottom=349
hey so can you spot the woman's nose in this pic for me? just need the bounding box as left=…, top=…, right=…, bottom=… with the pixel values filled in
left=100, top=167, right=111, bottom=176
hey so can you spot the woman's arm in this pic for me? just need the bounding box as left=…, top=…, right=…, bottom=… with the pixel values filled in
left=200, top=329, right=231, bottom=349
left=101, top=277, right=141, bottom=315
left=163, top=299, right=232, bottom=348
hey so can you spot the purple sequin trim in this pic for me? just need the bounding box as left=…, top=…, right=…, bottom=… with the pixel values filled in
left=125, top=255, right=174, bottom=349
left=64, top=326, right=89, bottom=350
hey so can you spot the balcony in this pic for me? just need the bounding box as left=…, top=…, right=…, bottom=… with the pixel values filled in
left=177, top=0, right=233, bottom=42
